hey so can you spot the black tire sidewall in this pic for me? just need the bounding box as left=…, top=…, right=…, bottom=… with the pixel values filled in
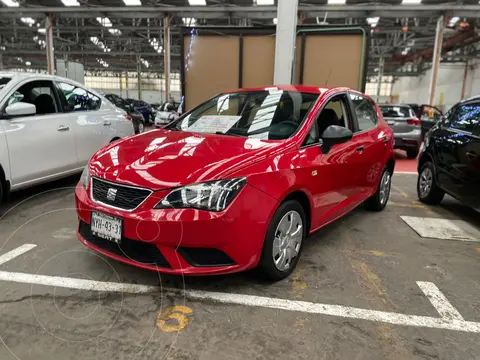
left=417, top=161, right=437, bottom=201
left=259, top=200, right=307, bottom=281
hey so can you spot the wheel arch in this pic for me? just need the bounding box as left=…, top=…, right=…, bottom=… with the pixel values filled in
left=279, top=189, right=312, bottom=234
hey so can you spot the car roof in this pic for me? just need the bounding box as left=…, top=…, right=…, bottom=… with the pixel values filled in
left=230, top=85, right=351, bottom=95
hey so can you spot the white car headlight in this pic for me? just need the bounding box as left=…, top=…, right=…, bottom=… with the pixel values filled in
left=154, top=178, right=246, bottom=212
left=80, top=165, right=90, bottom=189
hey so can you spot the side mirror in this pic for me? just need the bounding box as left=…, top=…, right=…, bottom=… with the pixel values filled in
left=5, top=102, right=36, bottom=117
left=320, top=125, right=353, bottom=154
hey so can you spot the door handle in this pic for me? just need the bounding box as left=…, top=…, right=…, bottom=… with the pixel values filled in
left=466, top=151, right=477, bottom=160
left=103, top=121, right=112, bottom=126
left=57, top=125, right=70, bottom=132
left=356, top=145, right=365, bottom=153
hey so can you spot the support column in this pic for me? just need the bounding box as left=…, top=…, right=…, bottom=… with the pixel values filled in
left=164, top=15, right=172, bottom=102
left=376, top=56, right=385, bottom=103
left=273, top=0, right=299, bottom=85
left=136, top=54, right=141, bottom=100
left=0, top=53, right=3, bottom=71
left=125, top=72, right=129, bottom=98
left=428, top=16, right=445, bottom=106
left=461, top=60, right=469, bottom=100
left=46, top=14, right=55, bottom=74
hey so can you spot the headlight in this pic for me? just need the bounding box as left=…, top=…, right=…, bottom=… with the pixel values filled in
left=154, top=177, right=247, bottom=212
left=80, top=165, right=90, bottom=189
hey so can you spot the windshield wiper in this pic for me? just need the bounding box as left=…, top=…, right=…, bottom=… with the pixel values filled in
left=215, top=131, right=244, bottom=137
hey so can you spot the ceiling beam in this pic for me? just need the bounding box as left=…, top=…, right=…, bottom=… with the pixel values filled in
left=0, top=5, right=479, bottom=19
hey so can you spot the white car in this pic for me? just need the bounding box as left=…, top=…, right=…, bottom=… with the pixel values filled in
left=0, top=72, right=135, bottom=202
left=154, top=101, right=180, bottom=127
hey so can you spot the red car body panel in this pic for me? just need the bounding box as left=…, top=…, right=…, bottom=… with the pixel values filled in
left=76, top=85, right=394, bottom=275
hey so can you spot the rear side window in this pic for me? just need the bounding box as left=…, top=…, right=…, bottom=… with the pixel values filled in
left=448, top=102, right=480, bottom=133
left=349, top=93, right=377, bottom=132
left=57, top=82, right=101, bottom=112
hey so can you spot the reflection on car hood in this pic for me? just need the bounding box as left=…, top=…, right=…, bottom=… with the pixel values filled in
left=89, top=130, right=285, bottom=190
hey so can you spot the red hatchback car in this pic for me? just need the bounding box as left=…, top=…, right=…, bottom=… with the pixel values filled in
left=76, top=86, right=395, bottom=280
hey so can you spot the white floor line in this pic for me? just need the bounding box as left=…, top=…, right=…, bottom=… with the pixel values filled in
left=0, top=244, right=37, bottom=266
left=417, top=281, right=464, bottom=321
left=394, top=171, right=416, bottom=175
left=0, top=269, right=477, bottom=333
left=0, top=271, right=158, bottom=294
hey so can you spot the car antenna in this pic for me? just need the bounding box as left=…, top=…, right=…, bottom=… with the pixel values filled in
left=324, top=68, right=332, bottom=86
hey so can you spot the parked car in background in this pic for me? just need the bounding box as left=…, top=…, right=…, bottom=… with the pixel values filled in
left=417, top=96, right=480, bottom=211
left=379, top=104, right=422, bottom=158
left=126, top=98, right=155, bottom=124
left=408, top=103, right=443, bottom=138
left=76, top=86, right=395, bottom=281
left=154, top=100, right=181, bottom=127
left=103, top=93, right=145, bottom=134
left=0, top=72, right=134, bottom=203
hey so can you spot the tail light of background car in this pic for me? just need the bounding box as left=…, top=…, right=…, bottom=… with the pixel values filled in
left=407, top=118, right=421, bottom=126
left=124, top=115, right=132, bottom=121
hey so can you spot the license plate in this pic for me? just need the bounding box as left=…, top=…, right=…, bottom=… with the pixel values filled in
left=388, top=120, right=395, bottom=125
left=91, top=212, right=122, bottom=244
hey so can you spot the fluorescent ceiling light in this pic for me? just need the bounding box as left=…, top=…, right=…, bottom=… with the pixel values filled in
left=254, top=0, right=274, bottom=4
left=448, top=16, right=460, bottom=26
left=188, top=0, right=206, bottom=5
left=141, top=58, right=149, bottom=68
left=21, top=17, right=36, bottom=26
left=0, top=0, right=19, bottom=7
left=182, top=17, right=197, bottom=26
left=96, top=17, right=112, bottom=27
left=61, top=0, right=80, bottom=6
left=25, top=61, right=31, bottom=66
left=123, top=0, right=141, bottom=4
left=38, top=28, right=46, bottom=34
left=401, top=0, right=421, bottom=3
left=273, top=18, right=278, bottom=25
left=328, top=0, right=346, bottom=4
left=109, top=28, right=122, bottom=35
left=0, top=46, right=5, bottom=50
left=367, top=17, right=380, bottom=27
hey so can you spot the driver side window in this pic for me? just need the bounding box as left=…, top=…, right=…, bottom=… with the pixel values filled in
left=302, top=94, right=352, bottom=146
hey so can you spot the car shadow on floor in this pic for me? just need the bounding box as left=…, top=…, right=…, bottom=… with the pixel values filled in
left=0, top=174, right=79, bottom=218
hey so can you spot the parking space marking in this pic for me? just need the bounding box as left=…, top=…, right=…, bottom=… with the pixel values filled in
left=0, top=267, right=479, bottom=333
left=417, top=281, right=464, bottom=321
left=0, top=245, right=479, bottom=334
left=0, top=270, right=159, bottom=293
left=157, top=306, right=193, bottom=332
left=0, top=244, right=36, bottom=266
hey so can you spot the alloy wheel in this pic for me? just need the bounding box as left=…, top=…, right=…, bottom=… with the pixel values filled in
left=419, top=167, right=433, bottom=198
left=379, top=171, right=392, bottom=205
left=272, top=210, right=303, bottom=272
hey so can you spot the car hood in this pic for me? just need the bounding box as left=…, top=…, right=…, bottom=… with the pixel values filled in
left=89, top=130, right=286, bottom=190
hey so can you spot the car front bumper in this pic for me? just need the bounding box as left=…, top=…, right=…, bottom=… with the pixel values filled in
left=75, top=182, right=278, bottom=275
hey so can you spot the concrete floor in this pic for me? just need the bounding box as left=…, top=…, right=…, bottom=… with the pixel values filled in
left=0, top=172, right=479, bottom=360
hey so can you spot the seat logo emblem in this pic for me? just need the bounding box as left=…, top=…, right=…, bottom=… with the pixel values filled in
left=106, top=188, right=117, bottom=201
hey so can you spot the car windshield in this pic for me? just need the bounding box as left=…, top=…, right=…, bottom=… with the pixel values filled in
left=167, top=90, right=319, bottom=140
left=380, top=105, right=413, bottom=118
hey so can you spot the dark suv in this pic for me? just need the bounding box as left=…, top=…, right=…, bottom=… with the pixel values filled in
left=417, top=96, right=480, bottom=211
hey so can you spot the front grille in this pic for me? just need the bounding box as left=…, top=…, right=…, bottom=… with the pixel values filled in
left=178, top=247, right=235, bottom=267
left=79, top=221, right=171, bottom=268
left=91, top=177, right=151, bottom=210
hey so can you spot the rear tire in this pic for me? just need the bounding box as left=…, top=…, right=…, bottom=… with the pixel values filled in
left=407, top=149, right=419, bottom=159
left=258, top=200, right=306, bottom=281
left=364, top=166, right=392, bottom=212
left=417, top=161, right=444, bottom=205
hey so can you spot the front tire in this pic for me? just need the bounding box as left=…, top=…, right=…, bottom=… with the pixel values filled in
left=258, top=200, right=306, bottom=281
left=417, top=162, right=444, bottom=205
left=364, top=166, right=392, bottom=211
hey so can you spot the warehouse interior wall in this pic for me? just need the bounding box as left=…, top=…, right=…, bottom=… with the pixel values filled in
left=93, top=89, right=182, bottom=104
left=391, top=61, right=480, bottom=111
